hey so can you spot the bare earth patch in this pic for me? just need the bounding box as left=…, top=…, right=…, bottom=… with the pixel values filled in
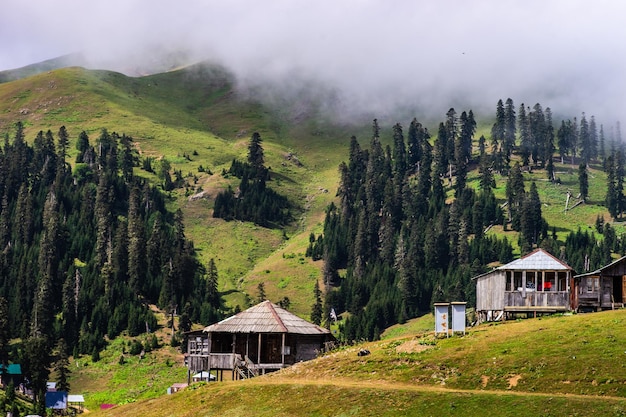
left=508, top=374, right=522, bottom=389
left=395, top=340, right=435, bottom=354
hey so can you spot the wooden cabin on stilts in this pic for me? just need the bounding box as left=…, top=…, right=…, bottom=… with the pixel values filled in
left=186, top=300, right=334, bottom=382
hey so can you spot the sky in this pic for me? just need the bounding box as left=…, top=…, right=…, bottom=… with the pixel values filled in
left=1, top=0, right=625, bottom=123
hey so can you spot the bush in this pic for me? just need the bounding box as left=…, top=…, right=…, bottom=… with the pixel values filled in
left=129, top=339, right=143, bottom=356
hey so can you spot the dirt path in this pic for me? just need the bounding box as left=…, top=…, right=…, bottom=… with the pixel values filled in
left=246, top=376, right=626, bottom=403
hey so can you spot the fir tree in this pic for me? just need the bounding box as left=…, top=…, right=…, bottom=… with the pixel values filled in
left=256, top=282, right=266, bottom=304
left=579, top=163, right=589, bottom=202
left=247, top=132, right=265, bottom=172
left=503, top=98, right=516, bottom=161
left=310, top=280, right=323, bottom=325
left=518, top=104, right=531, bottom=166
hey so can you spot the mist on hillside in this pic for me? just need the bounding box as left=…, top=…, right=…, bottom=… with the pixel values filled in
left=2, top=0, right=625, bottom=125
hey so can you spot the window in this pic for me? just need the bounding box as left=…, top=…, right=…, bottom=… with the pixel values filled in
left=514, top=272, right=522, bottom=291
left=586, top=277, right=600, bottom=292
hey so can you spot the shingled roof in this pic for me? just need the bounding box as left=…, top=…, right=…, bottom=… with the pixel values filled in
left=496, top=248, right=572, bottom=271
left=203, top=300, right=331, bottom=335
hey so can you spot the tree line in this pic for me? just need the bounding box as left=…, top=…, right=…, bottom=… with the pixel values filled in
left=309, top=100, right=625, bottom=342
left=0, top=122, right=223, bottom=413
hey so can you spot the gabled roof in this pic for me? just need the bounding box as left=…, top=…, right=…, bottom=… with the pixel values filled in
left=203, top=300, right=331, bottom=335
left=574, top=254, right=626, bottom=278
left=496, top=248, right=572, bottom=271
left=68, top=395, right=84, bottom=403
left=0, top=364, right=21, bottom=375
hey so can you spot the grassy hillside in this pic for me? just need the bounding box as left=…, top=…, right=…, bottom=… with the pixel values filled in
left=85, top=309, right=626, bottom=416
left=0, top=63, right=619, bottom=319
left=0, top=63, right=355, bottom=316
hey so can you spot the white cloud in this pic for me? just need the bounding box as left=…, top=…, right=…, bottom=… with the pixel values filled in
left=1, top=0, right=625, bottom=123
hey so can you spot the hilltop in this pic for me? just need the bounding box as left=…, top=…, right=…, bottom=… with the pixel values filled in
left=0, top=62, right=361, bottom=315
left=89, top=309, right=626, bottom=416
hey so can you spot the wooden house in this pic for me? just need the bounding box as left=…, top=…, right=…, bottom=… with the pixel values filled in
left=474, top=249, right=574, bottom=321
left=573, top=255, right=626, bottom=311
left=186, top=301, right=334, bottom=380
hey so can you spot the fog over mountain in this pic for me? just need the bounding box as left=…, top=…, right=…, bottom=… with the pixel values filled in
left=2, top=0, right=625, bottom=122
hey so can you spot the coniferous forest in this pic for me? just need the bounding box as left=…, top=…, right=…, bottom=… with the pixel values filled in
left=0, top=122, right=221, bottom=408
left=1, top=94, right=626, bottom=410
left=309, top=101, right=626, bottom=341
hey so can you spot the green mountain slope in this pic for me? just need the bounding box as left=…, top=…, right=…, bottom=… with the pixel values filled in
left=0, top=62, right=619, bottom=318
left=0, top=63, right=357, bottom=316
left=89, top=310, right=626, bottom=416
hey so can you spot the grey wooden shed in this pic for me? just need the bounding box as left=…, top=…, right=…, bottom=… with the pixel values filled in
left=473, top=249, right=574, bottom=321
left=573, top=255, right=626, bottom=311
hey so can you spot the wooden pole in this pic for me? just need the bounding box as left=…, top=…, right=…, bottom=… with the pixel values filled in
left=281, top=333, right=285, bottom=366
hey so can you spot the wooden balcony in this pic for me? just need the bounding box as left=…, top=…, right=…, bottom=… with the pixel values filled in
left=504, top=290, right=570, bottom=312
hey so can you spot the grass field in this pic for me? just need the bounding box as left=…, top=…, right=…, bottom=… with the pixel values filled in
left=85, top=309, right=626, bottom=417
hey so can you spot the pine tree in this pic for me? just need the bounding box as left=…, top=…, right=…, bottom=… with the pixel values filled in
left=206, top=258, right=219, bottom=306
left=247, top=132, right=265, bottom=172
left=506, top=162, right=525, bottom=230
left=33, top=191, right=61, bottom=338
left=519, top=182, right=542, bottom=252
left=616, top=150, right=625, bottom=218
left=478, top=154, right=495, bottom=191
left=0, top=298, right=9, bottom=368
left=579, top=163, right=589, bottom=202
left=518, top=104, right=531, bottom=166
left=529, top=103, right=544, bottom=166
left=606, top=153, right=618, bottom=218
left=455, top=110, right=475, bottom=195
left=579, top=113, right=592, bottom=165
left=557, top=120, right=575, bottom=164
left=25, top=335, right=50, bottom=412
left=76, top=131, right=90, bottom=163
left=544, top=107, right=555, bottom=181
left=119, top=134, right=134, bottom=183
left=53, top=338, right=71, bottom=392
left=310, top=280, right=323, bottom=325
left=599, top=124, right=606, bottom=163
left=391, top=123, right=407, bottom=180
left=256, top=282, right=266, bottom=304
left=503, top=98, right=516, bottom=161
left=589, top=116, right=598, bottom=161
left=128, top=186, right=147, bottom=295
left=56, top=125, right=69, bottom=182
left=407, top=118, right=422, bottom=173
left=491, top=99, right=505, bottom=150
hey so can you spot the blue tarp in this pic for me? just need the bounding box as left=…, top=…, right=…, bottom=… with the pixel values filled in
left=45, top=391, right=67, bottom=410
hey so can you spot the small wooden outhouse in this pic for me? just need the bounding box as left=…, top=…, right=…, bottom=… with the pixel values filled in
left=573, top=255, right=626, bottom=311
left=473, top=249, right=574, bottom=321
left=186, top=301, right=334, bottom=380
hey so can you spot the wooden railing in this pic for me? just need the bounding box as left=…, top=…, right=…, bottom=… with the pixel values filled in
left=504, top=291, right=569, bottom=310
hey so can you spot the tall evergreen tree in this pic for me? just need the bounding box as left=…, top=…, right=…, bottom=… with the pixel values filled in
left=544, top=107, right=556, bottom=181
left=518, top=104, right=531, bottom=166
left=503, top=98, right=516, bottom=161
left=247, top=132, right=265, bottom=171
left=579, top=113, right=592, bottom=165
left=310, top=280, right=323, bottom=325
left=53, top=338, right=71, bottom=392
left=491, top=99, right=505, bottom=150
left=579, top=163, right=589, bottom=202
left=519, top=182, right=542, bottom=253
left=506, top=162, right=525, bottom=230
left=391, top=123, right=407, bottom=180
